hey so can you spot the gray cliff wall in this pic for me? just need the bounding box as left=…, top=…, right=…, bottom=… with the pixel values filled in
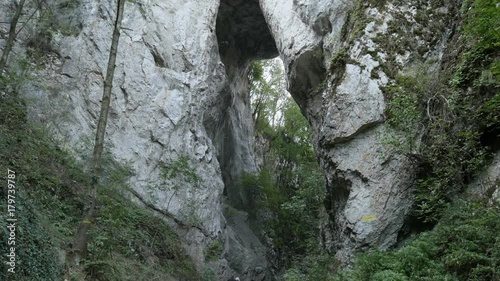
left=259, top=0, right=461, bottom=262
left=1, top=0, right=466, bottom=277
left=2, top=0, right=272, bottom=279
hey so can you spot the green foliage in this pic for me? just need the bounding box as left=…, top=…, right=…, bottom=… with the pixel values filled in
left=284, top=253, right=340, bottom=281
left=0, top=192, right=61, bottom=281
left=450, top=47, right=499, bottom=89
left=204, top=240, right=223, bottom=261
left=249, top=60, right=264, bottom=82
left=0, top=94, right=77, bottom=280
left=462, top=0, right=500, bottom=50
left=247, top=59, right=326, bottom=268
left=333, top=200, right=500, bottom=281
left=290, top=200, right=500, bottom=280
left=148, top=155, right=201, bottom=210
left=328, top=48, right=348, bottom=74
left=177, top=199, right=203, bottom=227
left=384, top=75, right=426, bottom=132
left=381, top=0, right=500, bottom=223
left=0, top=94, right=199, bottom=280
left=382, top=73, right=428, bottom=153
left=256, top=108, right=325, bottom=263
left=86, top=185, right=199, bottom=281
left=24, top=0, right=82, bottom=65
left=452, top=0, right=500, bottom=89
left=25, top=13, right=57, bottom=64
left=249, top=59, right=287, bottom=128
left=480, top=93, right=500, bottom=128
left=161, top=155, right=201, bottom=184
left=383, top=58, right=495, bottom=222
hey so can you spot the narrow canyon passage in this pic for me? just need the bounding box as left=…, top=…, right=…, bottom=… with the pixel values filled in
left=207, top=0, right=329, bottom=277
left=207, top=0, right=279, bottom=204
left=2, top=0, right=497, bottom=280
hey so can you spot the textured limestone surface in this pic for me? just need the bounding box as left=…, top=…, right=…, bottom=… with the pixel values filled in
left=2, top=0, right=268, bottom=278
left=2, top=0, right=465, bottom=275
left=260, top=0, right=459, bottom=262
left=466, top=153, right=500, bottom=205
left=21, top=0, right=225, bottom=235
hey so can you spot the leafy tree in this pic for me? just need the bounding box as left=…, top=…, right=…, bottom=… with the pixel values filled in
left=463, top=0, right=500, bottom=50
left=246, top=58, right=326, bottom=268
left=250, top=59, right=288, bottom=129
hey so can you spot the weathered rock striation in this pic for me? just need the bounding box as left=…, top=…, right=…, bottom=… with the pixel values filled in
left=1, top=0, right=469, bottom=278
left=1, top=0, right=267, bottom=279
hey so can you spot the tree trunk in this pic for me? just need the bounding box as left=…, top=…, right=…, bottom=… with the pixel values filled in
left=0, top=0, right=27, bottom=77
left=71, top=0, right=126, bottom=265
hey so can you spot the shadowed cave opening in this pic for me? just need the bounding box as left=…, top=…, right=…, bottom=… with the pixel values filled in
left=211, top=0, right=327, bottom=218
left=216, top=0, right=278, bottom=67
left=211, top=0, right=278, bottom=202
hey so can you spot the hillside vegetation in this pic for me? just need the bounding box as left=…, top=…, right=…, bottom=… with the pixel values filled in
left=0, top=93, right=199, bottom=280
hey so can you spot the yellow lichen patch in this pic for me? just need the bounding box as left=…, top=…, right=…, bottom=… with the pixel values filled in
left=361, top=215, right=377, bottom=222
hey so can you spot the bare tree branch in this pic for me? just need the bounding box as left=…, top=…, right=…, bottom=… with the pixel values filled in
left=0, top=0, right=26, bottom=77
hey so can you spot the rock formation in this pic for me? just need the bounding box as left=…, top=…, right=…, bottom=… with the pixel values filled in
left=1, top=0, right=474, bottom=279
left=260, top=0, right=461, bottom=263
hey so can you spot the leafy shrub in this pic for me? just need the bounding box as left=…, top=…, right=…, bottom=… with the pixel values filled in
left=21, top=0, right=82, bottom=65
left=381, top=0, right=500, bottom=222
left=205, top=240, right=223, bottom=261
left=147, top=155, right=201, bottom=210
left=383, top=66, right=490, bottom=222
left=0, top=192, right=61, bottom=281
left=333, top=200, right=500, bottom=281
left=284, top=253, right=340, bottom=281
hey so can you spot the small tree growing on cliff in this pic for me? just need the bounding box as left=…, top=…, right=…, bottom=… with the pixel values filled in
left=0, top=0, right=27, bottom=77
left=147, top=156, right=201, bottom=211
left=71, top=0, right=126, bottom=265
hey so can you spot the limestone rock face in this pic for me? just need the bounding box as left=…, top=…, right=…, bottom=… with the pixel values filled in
left=467, top=153, right=500, bottom=205
left=260, top=0, right=458, bottom=262
left=3, top=0, right=463, bottom=276
left=22, top=0, right=225, bottom=233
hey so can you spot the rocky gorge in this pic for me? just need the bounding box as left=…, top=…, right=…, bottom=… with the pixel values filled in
left=0, top=0, right=498, bottom=280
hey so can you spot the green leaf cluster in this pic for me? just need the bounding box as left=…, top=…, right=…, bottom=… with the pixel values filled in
left=384, top=66, right=491, bottom=222
left=283, top=253, right=341, bottom=281
left=333, top=200, right=500, bottom=281
left=246, top=59, right=326, bottom=268
left=452, top=0, right=500, bottom=89
left=161, top=155, right=201, bottom=185
left=204, top=240, right=223, bottom=261
left=0, top=191, right=61, bottom=280
left=382, top=0, right=500, bottom=222
left=22, top=0, right=82, bottom=65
